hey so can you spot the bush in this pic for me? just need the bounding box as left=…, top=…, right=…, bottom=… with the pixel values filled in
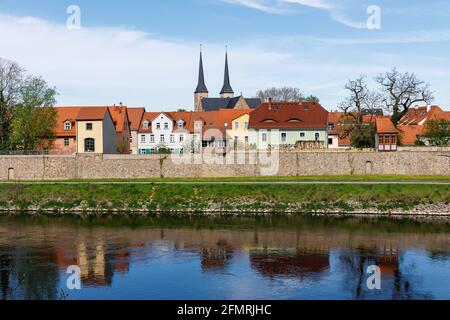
left=350, top=124, right=375, bottom=149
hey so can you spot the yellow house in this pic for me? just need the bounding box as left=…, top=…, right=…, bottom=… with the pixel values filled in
left=76, top=107, right=118, bottom=154
left=217, top=109, right=252, bottom=148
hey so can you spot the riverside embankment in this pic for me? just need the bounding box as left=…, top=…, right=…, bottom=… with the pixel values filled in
left=0, top=181, right=448, bottom=216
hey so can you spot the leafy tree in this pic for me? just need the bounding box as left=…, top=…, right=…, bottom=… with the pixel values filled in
left=376, top=68, right=434, bottom=125
left=304, top=95, right=320, bottom=103
left=350, top=124, right=375, bottom=149
left=177, top=108, right=187, bottom=112
left=256, top=87, right=304, bottom=102
left=8, top=77, right=57, bottom=151
left=422, top=119, right=450, bottom=146
left=0, top=58, right=25, bottom=149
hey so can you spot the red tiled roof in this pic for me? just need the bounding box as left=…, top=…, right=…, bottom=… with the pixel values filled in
left=54, top=107, right=80, bottom=137
left=108, top=105, right=128, bottom=133
left=76, top=107, right=109, bottom=121
left=138, top=112, right=161, bottom=133
left=376, top=118, right=398, bottom=134
left=249, top=102, right=328, bottom=129
left=128, top=108, right=145, bottom=131
left=398, top=105, right=446, bottom=125
left=397, top=125, right=423, bottom=146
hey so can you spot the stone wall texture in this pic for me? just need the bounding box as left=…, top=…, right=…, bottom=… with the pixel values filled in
left=0, top=150, right=449, bottom=180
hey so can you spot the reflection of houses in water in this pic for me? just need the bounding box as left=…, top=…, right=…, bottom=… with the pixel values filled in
left=201, top=240, right=234, bottom=272
left=55, top=237, right=145, bottom=287
left=376, top=246, right=400, bottom=276
left=249, top=248, right=329, bottom=280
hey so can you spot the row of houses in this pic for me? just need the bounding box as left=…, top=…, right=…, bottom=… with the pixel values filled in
left=50, top=102, right=449, bottom=155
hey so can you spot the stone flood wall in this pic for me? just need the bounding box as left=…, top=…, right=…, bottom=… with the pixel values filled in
left=0, top=151, right=449, bottom=180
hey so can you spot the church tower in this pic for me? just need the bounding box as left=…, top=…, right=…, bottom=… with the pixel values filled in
left=194, top=48, right=208, bottom=112
left=220, top=50, right=234, bottom=99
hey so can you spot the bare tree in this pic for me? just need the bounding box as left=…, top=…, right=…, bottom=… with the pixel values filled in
left=376, top=68, right=434, bottom=124
left=338, top=76, right=380, bottom=148
left=0, top=58, right=25, bottom=149
left=256, top=87, right=304, bottom=102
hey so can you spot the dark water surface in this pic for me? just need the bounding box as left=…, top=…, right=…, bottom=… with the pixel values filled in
left=1, top=214, right=450, bottom=300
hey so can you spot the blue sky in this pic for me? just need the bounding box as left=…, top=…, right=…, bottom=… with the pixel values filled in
left=0, top=0, right=449, bottom=111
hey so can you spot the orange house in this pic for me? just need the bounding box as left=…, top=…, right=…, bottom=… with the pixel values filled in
left=375, top=118, right=399, bottom=152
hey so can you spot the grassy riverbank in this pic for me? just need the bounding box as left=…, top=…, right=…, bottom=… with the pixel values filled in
left=0, top=182, right=448, bottom=215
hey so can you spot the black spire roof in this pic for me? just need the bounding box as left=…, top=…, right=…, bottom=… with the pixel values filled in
left=220, top=51, right=234, bottom=95
left=195, top=50, right=208, bottom=94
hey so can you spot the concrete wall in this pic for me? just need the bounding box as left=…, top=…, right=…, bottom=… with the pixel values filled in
left=0, top=151, right=448, bottom=180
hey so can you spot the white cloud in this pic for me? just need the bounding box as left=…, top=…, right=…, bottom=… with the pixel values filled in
left=0, top=13, right=448, bottom=111
left=0, top=14, right=292, bottom=110
left=221, top=0, right=375, bottom=29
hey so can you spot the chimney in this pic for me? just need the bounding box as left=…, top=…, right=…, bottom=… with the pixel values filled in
left=427, top=104, right=432, bottom=113
left=268, top=97, right=272, bottom=110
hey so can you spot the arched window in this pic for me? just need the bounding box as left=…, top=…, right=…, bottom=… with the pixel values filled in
left=64, top=121, right=72, bottom=131
left=84, top=138, right=95, bottom=152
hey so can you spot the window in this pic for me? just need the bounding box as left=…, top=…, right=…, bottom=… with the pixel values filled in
left=160, top=135, right=165, bottom=143
left=43, top=148, right=49, bottom=155
left=164, top=123, right=169, bottom=130
left=86, top=123, right=93, bottom=131
left=379, top=135, right=385, bottom=144
left=180, top=135, right=184, bottom=142
left=328, top=138, right=333, bottom=145
left=139, top=149, right=146, bottom=155
left=300, top=132, right=305, bottom=138
left=141, top=135, right=146, bottom=143
left=245, top=136, right=249, bottom=144
left=178, top=120, right=184, bottom=129
left=84, top=138, right=95, bottom=152
left=235, top=136, right=239, bottom=142
left=170, top=134, right=175, bottom=143
left=150, top=134, right=155, bottom=143
left=156, top=123, right=161, bottom=130
left=262, top=133, right=267, bottom=142
left=64, top=137, right=70, bottom=147
left=281, top=133, right=287, bottom=143
left=315, top=133, right=320, bottom=141
left=202, top=141, right=208, bottom=148
left=64, top=121, right=71, bottom=131
left=234, top=122, right=239, bottom=129
left=244, top=122, right=249, bottom=129
left=143, top=121, right=149, bottom=129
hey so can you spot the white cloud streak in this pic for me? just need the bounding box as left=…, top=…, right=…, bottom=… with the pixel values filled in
left=0, top=13, right=448, bottom=111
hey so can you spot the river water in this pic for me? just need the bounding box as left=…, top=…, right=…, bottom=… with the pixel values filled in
left=0, top=215, right=450, bottom=300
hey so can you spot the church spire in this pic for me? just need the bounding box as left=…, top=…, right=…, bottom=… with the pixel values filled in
left=195, top=45, right=208, bottom=94
left=220, top=47, right=234, bottom=98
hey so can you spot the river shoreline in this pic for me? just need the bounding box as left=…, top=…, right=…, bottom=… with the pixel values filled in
left=0, top=182, right=448, bottom=217
left=0, top=202, right=449, bottom=217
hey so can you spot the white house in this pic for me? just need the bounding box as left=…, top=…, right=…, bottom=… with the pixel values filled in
left=137, top=112, right=190, bottom=154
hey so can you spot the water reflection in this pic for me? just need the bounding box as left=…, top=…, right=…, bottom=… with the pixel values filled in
left=0, top=215, right=449, bottom=300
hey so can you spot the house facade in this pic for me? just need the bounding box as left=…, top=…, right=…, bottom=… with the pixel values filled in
left=127, top=107, right=145, bottom=154
left=137, top=112, right=190, bottom=154
left=248, top=101, right=329, bottom=150
left=375, top=118, right=399, bottom=152
left=51, top=107, right=80, bottom=155
left=76, top=107, right=118, bottom=154
left=108, top=105, right=131, bottom=154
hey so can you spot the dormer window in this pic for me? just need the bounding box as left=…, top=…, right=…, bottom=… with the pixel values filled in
left=143, top=121, right=149, bottom=129
left=178, top=120, right=184, bottom=129
left=64, top=121, right=71, bottom=131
